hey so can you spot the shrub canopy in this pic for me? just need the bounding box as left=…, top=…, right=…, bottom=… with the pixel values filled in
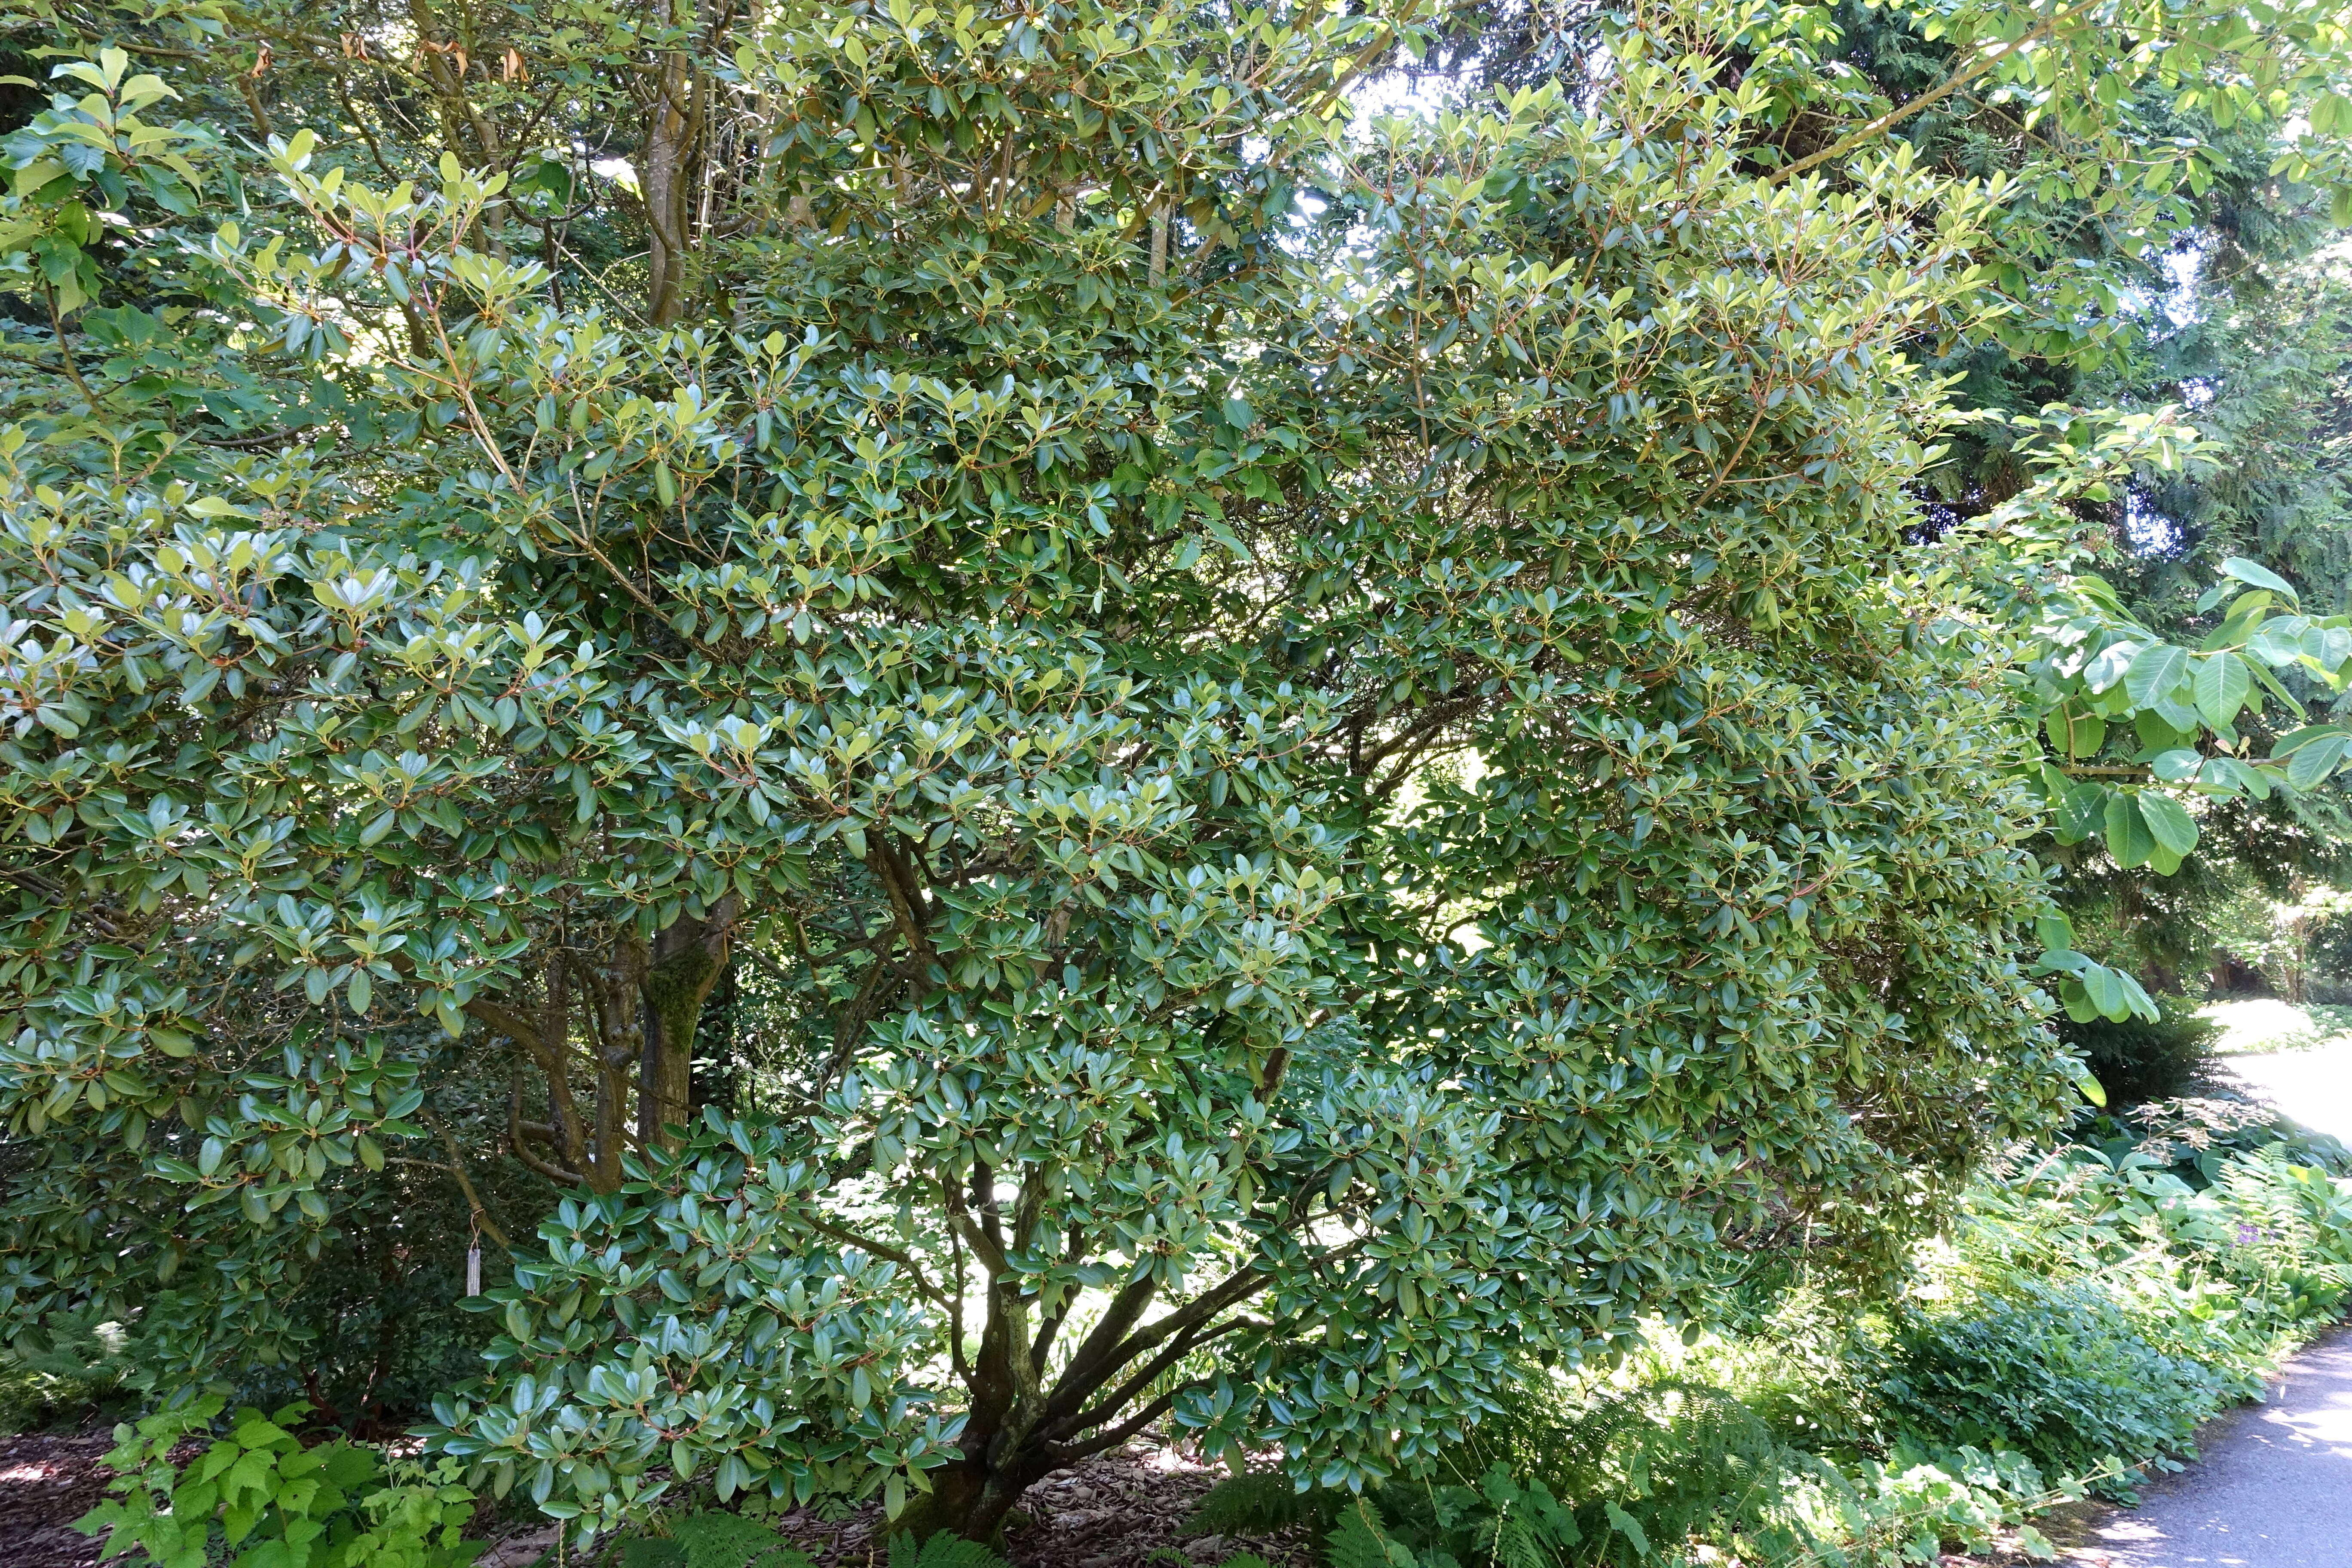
left=4, top=0, right=2352, bottom=1547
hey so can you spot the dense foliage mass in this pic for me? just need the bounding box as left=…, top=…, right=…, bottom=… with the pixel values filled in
left=1103, top=1102, right=2352, bottom=1566
left=3, top=0, right=2352, bottom=1550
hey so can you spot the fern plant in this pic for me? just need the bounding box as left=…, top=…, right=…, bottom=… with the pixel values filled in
left=1185, top=1470, right=1347, bottom=1538
left=888, top=1532, right=1018, bottom=1568
left=620, top=1512, right=818, bottom=1568
left=1325, top=1501, right=1418, bottom=1568
left=1346, top=1376, right=1825, bottom=1568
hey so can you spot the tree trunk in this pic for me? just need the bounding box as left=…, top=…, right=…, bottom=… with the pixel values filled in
left=636, top=894, right=741, bottom=1148
left=892, top=1453, right=1043, bottom=1545
left=639, top=0, right=706, bottom=325
left=409, top=0, right=513, bottom=257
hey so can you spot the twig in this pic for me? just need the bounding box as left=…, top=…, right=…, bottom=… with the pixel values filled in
left=422, top=1112, right=514, bottom=1247
left=1771, top=4, right=2079, bottom=184
left=42, top=284, right=93, bottom=405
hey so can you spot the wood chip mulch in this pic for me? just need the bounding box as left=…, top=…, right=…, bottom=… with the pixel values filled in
left=0, top=1428, right=118, bottom=1568
left=738, top=1443, right=1313, bottom=1568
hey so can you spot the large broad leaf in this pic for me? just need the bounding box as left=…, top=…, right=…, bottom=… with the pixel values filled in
left=2044, top=701, right=2104, bottom=760
left=2054, top=781, right=2107, bottom=845
left=2221, top=555, right=2300, bottom=603
left=2153, top=691, right=2202, bottom=735
left=2071, top=961, right=2156, bottom=1023
left=2250, top=616, right=2314, bottom=667
left=2286, top=731, right=2350, bottom=791
left=2081, top=638, right=2141, bottom=694
left=2303, top=623, right=2352, bottom=682
left=2245, top=655, right=2300, bottom=717
left=2192, top=651, right=2250, bottom=730
left=2103, top=791, right=2155, bottom=869
left=2137, top=791, right=2198, bottom=856
left=2122, top=642, right=2190, bottom=709
left=2193, top=754, right=2270, bottom=799
left=2082, top=962, right=2128, bottom=1019
left=1601, top=1504, right=1651, bottom=1558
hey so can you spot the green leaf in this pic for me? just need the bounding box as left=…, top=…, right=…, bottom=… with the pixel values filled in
left=2286, top=732, right=2349, bottom=791
left=2137, top=791, right=2197, bottom=856
left=2083, top=962, right=2127, bottom=1020
left=2044, top=701, right=2104, bottom=760
left=1602, top=1502, right=1651, bottom=1557
left=2054, top=781, right=2107, bottom=845
left=2104, top=792, right=2156, bottom=869
left=2193, top=651, right=2250, bottom=730
left=2122, top=643, right=2190, bottom=709
left=2220, top=556, right=2298, bottom=603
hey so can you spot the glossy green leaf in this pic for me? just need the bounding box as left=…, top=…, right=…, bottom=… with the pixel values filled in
left=2192, top=651, right=2250, bottom=730
left=2104, top=793, right=2156, bottom=870
left=2137, top=792, right=2198, bottom=856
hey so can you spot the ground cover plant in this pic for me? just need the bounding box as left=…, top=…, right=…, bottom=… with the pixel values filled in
left=1196, top=1111, right=2352, bottom=1566
left=9, top=0, right=2352, bottom=1559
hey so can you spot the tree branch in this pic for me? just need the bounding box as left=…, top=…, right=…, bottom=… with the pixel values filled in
left=1045, top=1318, right=1253, bottom=1443
left=422, top=1112, right=513, bottom=1247
left=507, top=1069, right=585, bottom=1185
left=1771, top=6, right=2077, bottom=185
left=1038, top=1384, right=1203, bottom=1467
left=801, top=1214, right=955, bottom=1311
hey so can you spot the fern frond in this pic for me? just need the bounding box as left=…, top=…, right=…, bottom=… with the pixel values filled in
left=1326, top=1499, right=1417, bottom=1568
left=1494, top=1514, right=1549, bottom=1568
left=671, top=1513, right=799, bottom=1568
left=887, top=1529, right=1016, bottom=1568
left=1187, top=1471, right=1341, bottom=1535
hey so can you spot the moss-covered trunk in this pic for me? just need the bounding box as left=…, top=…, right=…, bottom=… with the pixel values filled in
left=637, top=894, right=741, bottom=1148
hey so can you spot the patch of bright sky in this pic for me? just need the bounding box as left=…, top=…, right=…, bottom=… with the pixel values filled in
left=2158, top=241, right=2206, bottom=328
left=2122, top=489, right=2181, bottom=554
left=1345, top=63, right=1463, bottom=138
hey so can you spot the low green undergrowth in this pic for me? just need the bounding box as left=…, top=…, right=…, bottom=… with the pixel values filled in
left=73, top=1394, right=481, bottom=1566
left=2056, top=993, right=2223, bottom=1107
left=69, top=1109, right=2352, bottom=1568
left=1183, top=1114, right=2352, bottom=1568
left=0, top=1312, right=135, bottom=1434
